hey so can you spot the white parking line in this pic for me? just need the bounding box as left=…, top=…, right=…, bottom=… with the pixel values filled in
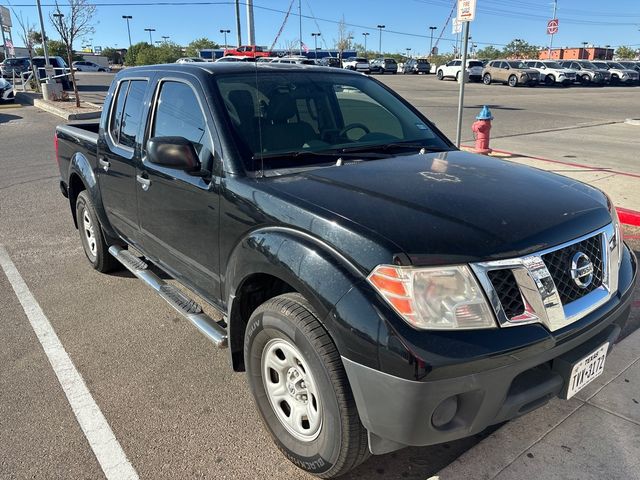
left=0, top=246, right=139, bottom=480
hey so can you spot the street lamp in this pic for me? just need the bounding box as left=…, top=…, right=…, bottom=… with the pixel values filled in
left=162, top=36, right=169, bottom=43
left=122, top=15, right=132, bottom=48
left=144, top=28, right=156, bottom=45
left=311, top=32, right=321, bottom=60
left=582, top=41, right=589, bottom=59
left=604, top=44, right=611, bottom=60
left=362, top=32, right=370, bottom=58
left=428, top=26, right=437, bottom=59
left=377, top=24, right=385, bottom=57
left=405, top=47, right=412, bottom=59
left=219, top=29, right=230, bottom=49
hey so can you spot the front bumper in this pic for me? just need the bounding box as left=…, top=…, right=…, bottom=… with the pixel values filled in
left=342, top=245, right=636, bottom=454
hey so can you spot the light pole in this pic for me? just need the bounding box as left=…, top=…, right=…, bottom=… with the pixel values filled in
left=604, top=44, right=611, bottom=60
left=122, top=15, right=132, bottom=48
left=311, top=32, right=321, bottom=60
left=582, top=41, right=589, bottom=59
left=405, top=47, right=411, bottom=59
left=162, top=36, right=169, bottom=43
left=145, top=28, right=155, bottom=45
left=377, top=24, right=385, bottom=57
left=35, top=0, right=52, bottom=80
left=220, top=29, right=230, bottom=49
left=428, top=26, right=437, bottom=59
left=362, top=32, right=370, bottom=58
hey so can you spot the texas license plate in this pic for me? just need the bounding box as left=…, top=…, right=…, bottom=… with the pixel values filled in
left=566, top=343, right=609, bottom=399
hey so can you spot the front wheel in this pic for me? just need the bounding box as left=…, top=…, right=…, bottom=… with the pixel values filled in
left=483, top=73, right=492, bottom=85
left=508, top=75, right=518, bottom=87
left=244, top=293, right=369, bottom=478
left=581, top=74, right=591, bottom=85
left=75, top=191, right=120, bottom=273
left=437, top=70, right=444, bottom=80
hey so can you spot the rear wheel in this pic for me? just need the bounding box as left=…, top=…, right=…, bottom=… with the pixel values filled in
left=483, top=73, right=492, bottom=85
left=75, top=191, right=119, bottom=273
left=437, top=70, right=444, bottom=80
left=508, top=75, right=518, bottom=87
left=244, top=293, right=369, bottom=478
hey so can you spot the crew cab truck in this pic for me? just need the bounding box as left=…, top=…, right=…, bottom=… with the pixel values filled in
left=55, top=63, right=637, bottom=478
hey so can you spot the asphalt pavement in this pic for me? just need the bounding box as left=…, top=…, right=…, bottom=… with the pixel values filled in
left=1, top=74, right=639, bottom=480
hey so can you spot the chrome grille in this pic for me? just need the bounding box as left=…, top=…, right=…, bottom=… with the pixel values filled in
left=487, top=269, right=525, bottom=319
left=541, top=234, right=603, bottom=305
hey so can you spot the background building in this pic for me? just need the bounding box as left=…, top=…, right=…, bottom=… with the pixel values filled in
left=539, top=47, right=614, bottom=61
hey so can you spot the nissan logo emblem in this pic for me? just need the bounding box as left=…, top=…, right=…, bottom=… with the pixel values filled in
left=570, top=252, right=594, bottom=289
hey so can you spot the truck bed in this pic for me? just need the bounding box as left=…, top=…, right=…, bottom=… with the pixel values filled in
left=56, top=122, right=99, bottom=185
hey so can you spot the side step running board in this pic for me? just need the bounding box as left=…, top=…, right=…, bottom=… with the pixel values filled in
left=109, top=246, right=228, bottom=348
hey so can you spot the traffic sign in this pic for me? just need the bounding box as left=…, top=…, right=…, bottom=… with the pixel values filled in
left=547, top=19, right=559, bottom=35
left=457, top=0, right=477, bottom=22
left=452, top=17, right=462, bottom=34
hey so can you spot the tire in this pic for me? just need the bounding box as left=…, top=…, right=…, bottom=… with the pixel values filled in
left=545, top=74, right=555, bottom=86
left=508, top=75, right=518, bottom=87
left=244, top=293, right=369, bottom=478
left=437, top=70, right=444, bottom=80
left=75, top=191, right=120, bottom=273
left=581, top=74, right=591, bottom=85
left=483, top=73, right=492, bottom=85
left=611, top=75, right=619, bottom=85
left=455, top=71, right=460, bottom=81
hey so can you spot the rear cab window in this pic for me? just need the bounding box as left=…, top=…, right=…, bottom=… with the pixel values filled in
left=108, top=79, right=149, bottom=149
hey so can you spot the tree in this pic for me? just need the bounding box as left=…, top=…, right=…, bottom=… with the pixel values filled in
left=615, top=46, right=638, bottom=60
left=124, top=42, right=150, bottom=65
left=50, top=0, right=97, bottom=107
left=476, top=45, right=502, bottom=60
left=185, top=37, right=218, bottom=57
left=334, top=15, right=354, bottom=56
left=134, top=42, right=183, bottom=65
left=429, top=53, right=455, bottom=67
left=10, top=8, right=40, bottom=91
left=35, top=40, right=83, bottom=61
left=351, top=42, right=366, bottom=56
left=502, top=39, right=540, bottom=59
left=101, top=47, right=123, bottom=64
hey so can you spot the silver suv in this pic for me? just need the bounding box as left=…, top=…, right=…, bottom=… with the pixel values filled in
left=593, top=61, right=639, bottom=85
left=525, top=60, right=577, bottom=86
left=558, top=60, right=609, bottom=85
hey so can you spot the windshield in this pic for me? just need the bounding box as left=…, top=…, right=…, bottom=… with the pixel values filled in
left=417, top=59, right=429, bottom=65
left=215, top=71, right=450, bottom=172
left=608, top=62, right=625, bottom=69
left=592, top=62, right=609, bottom=69
left=543, top=61, right=562, bottom=69
left=578, top=61, right=597, bottom=69
left=619, top=62, right=636, bottom=68
left=507, top=61, right=528, bottom=69
left=467, top=61, right=483, bottom=67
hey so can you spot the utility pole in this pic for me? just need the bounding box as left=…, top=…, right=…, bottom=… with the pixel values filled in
left=122, top=15, right=132, bottom=48
left=234, top=0, right=242, bottom=47
left=362, top=32, right=369, bottom=58
left=547, top=0, right=557, bottom=60
left=428, top=26, right=437, bottom=59
left=35, top=0, right=52, bottom=79
left=144, top=28, right=155, bottom=44
left=455, top=21, right=470, bottom=147
left=377, top=24, right=385, bottom=57
left=311, top=32, right=320, bottom=59
left=246, top=0, right=255, bottom=46
left=298, top=0, right=302, bottom=56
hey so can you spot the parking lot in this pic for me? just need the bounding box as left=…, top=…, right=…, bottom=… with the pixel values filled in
left=1, top=72, right=639, bottom=479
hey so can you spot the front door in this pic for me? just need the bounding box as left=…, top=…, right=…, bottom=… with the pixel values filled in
left=98, top=78, right=149, bottom=244
left=136, top=77, right=222, bottom=302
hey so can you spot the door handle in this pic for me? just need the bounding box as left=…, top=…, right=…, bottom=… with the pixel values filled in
left=136, top=174, right=151, bottom=191
left=98, top=157, right=110, bottom=172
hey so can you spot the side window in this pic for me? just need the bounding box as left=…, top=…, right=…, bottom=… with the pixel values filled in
left=119, top=80, right=148, bottom=149
left=109, top=80, right=129, bottom=143
left=152, top=81, right=213, bottom=166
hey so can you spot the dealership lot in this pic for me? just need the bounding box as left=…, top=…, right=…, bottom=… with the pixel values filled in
left=1, top=74, right=639, bottom=479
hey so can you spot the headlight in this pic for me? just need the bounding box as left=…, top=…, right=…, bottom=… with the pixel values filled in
left=367, top=265, right=497, bottom=330
left=606, top=195, right=622, bottom=270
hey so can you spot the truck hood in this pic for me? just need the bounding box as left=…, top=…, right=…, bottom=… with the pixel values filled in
left=264, top=151, right=611, bottom=266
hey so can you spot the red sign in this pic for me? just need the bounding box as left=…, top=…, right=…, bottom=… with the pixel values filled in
left=547, top=19, right=559, bottom=35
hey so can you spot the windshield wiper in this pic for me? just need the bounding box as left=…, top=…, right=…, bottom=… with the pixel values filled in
left=253, top=149, right=390, bottom=161
left=338, top=142, right=448, bottom=154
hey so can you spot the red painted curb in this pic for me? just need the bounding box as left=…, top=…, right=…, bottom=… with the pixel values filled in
left=617, top=207, right=640, bottom=227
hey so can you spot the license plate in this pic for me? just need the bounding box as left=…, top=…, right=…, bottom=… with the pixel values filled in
left=566, top=342, right=609, bottom=399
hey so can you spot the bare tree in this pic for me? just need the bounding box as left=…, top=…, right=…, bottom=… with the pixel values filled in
left=334, top=16, right=353, bottom=58
left=49, top=0, right=96, bottom=107
left=10, top=8, right=40, bottom=91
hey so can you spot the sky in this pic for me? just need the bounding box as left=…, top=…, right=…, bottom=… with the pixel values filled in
left=5, top=0, right=640, bottom=56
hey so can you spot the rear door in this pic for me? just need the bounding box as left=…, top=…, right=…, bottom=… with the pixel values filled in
left=98, top=77, right=150, bottom=244
left=136, top=74, right=222, bottom=301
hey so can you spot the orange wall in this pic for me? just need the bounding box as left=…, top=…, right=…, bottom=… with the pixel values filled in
left=539, top=48, right=614, bottom=60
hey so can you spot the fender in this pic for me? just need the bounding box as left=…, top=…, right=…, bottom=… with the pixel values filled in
left=224, top=226, right=381, bottom=369
left=68, top=153, right=119, bottom=242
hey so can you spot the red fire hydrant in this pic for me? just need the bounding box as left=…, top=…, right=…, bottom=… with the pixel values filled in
left=472, top=105, right=493, bottom=154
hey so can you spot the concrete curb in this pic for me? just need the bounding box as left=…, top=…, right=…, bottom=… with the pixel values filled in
left=33, top=98, right=101, bottom=121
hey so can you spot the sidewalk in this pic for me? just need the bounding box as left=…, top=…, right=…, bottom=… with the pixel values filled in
left=430, top=323, right=640, bottom=480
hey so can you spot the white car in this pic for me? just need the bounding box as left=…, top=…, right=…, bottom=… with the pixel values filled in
left=342, top=57, right=370, bottom=73
left=525, top=60, right=577, bottom=86
left=270, top=56, right=316, bottom=65
left=214, top=55, right=254, bottom=63
left=72, top=61, right=109, bottom=72
left=0, top=77, right=14, bottom=102
left=436, top=59, right=484, bottom=82
left=176, top=57, right=208, bottom=63
left=595, top=61, right=640, bottom=85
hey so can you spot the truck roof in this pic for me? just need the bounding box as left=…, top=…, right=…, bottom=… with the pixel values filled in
left=117, top=62, right=355, bottom=77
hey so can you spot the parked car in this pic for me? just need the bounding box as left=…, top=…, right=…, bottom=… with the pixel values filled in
left=32, top=56, right=73, bottom=89
left=176, top=57, right=208, bottom=63
left=557, top=60, right=609, bottom=85
left=616, top=61, right=640, bottom=74
left=369, top=57, right=397, bottom=74
left=592, top=61, right=639, bottom=85
left=0, top=57, right=31, bottom=77
left=482, top=60, right=541, bottom=87
left=256, top=56, right=279, bottom=63
left=402, top=58, right=430, bottom=74
left=0, top=77, right=14, bottom=102
left=72, top=60, right=110, bottom=72
left=270, top=56, right=316, bottom=65
left=524, top=60, right=577, bottom=86
left=54, top=62, right=636, bottom=479
left=436, top=59, right=484, bottom=82
left=223, top=45, right=272, bottom=58
left=342, top=57, right=370, bottom=73
left=214, top=55, right=255, bottom=63
left=319, top=56, right=342, bottom=68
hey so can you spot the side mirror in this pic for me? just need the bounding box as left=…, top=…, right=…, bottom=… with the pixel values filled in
left=147, top=136, right=200, bottom=172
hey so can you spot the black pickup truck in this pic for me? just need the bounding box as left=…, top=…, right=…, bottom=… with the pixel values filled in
left=55, top=63, right=637, bottom=477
